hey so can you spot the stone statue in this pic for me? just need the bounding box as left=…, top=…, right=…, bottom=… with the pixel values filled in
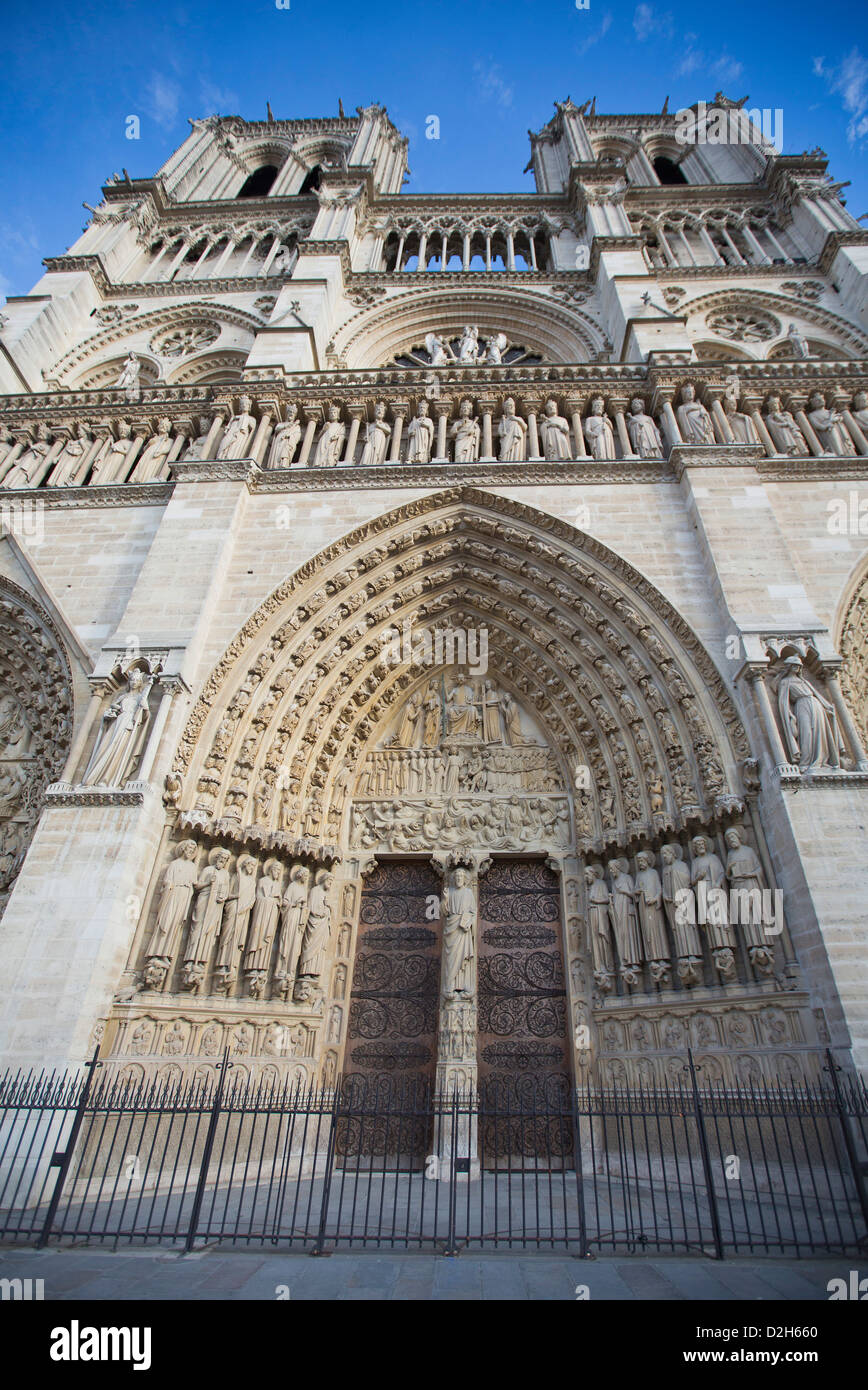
left=480, top=681, right=503, bottom=742
left=626, top=398, right=663, bottom=457
left=297, top=869, right=334, bottom=981
left=183, top=416, right=212, bottom=462
left=724, top=827, right=775, bottom=975
left=276, top=864, right=310, bottom=997
left=450, top=400, right=480, bottom=462
left=484, top=332, right=508, bottom=365
left=586, top=862, right=614, bottom=992
left=539, top=399, right=572, bottom=460
left=607, top=858, right=643, bottom=986
left=500, top=693, right=524, bottom=746
left=786, top=322, right=811, bottom=359
left=723, top=395, right=759, bottom=444
left=183, top=847, right=232, bottom=990
left=446, top=677, right=479, bottom=737
left=690, top=834, right=735, bottom=979
left=661, top=843, right=701, bottom=985
left=442, top=867, right=476, bottom=997
left=425, top=332, right=450, bottom=366
left=312, top=406, right=346, bottom=467
left=82, top=667, right=154, bottom=786
left=396, top=691, right=422, bottom=747
left=359, top=401, right=391, bottom=468
left=422, top=682, right=441, bottom=745
left=3, top=424, right=51, bottom=489
left=634, top=850, right=670, bottom=984
left=92, top=421, right=134, bottom=484
left=0, top=761, right=27, bottom=820
left=498, top=398, right=527, bottom=462
left=776, top=656, right=843, bottom=771
left=115, top=352, right=141, bottom=403
left=583, top=397, right=617, bottom=461
left=266, top=405, right=301, bottom=468
left=807, top=393, right=856, bottom=456
left=406, top=400, right=435, bottom=463
left=132, top=418, right=173, bottom=482
left=244, top=857, right=283, bottom=988
left=676, top=384, right=715, bottom=445
left=49, top=423, right=93, bottom=487
left=144, top=840, right=199, bottom=985
left=763, top=395, right=809, bottom=456
left=851, top=391, right=868, bottom=436
left=457, top=325, right=479, bottom=364
left=214, top=853, right=257, bottom=992
left=216, top=396, right=256, bottom=460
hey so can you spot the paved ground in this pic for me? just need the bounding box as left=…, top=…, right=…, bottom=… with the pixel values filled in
left=0, top=1244, right=856, bottom=1300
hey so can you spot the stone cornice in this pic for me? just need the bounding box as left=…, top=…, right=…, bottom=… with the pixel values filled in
left=44, top=780, right=161, bottom=806
left=251, top=458, right=675, bottom=490
left=1, top=482, right=174, bottom=508
left=39, top=255, right=303, bottom=301
left=757, top=457, right=868, bottom=481
left=818, top=229, right=868, bottom=275
left=670, top=443, right=765, bottom=475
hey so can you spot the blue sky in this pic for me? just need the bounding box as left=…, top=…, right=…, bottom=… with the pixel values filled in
left=0, top=0, right=866, bottom=299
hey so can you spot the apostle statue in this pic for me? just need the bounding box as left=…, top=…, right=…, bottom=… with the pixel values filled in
left=661, top=843, right=702, bottom=986
left=82, top=666, right=154, bottom=786
left=143, top=840, right=199, bottom=987
left=132, top=418, right=174, bottom=482
left=626, top=398, right=663, bottom=458
left=312, top=405, right=346, bottom=467
left=275, top=864, right=310, bottom=998
left=115, top=352, right=141, bottom=403
left=676, top=384, right=715, bottom=445
left=450, top=399, right=480, bottom=462
left=266, top=404, right=302, bottom=468
left=724, top=827, right=775, bottom=975
left=244, top=858, right=283, bottom=995
left=359, top=401, right=392, bottom=468
left=216, top=395, right=256, bottom=460
left=763, top=395, right=809, bottom=456
left=807, top=393, right=856, bottom=456
left=539, top=399, right=572, bottom=460
left=690, top=834, right=735, bottom=979
left=182, top=847, right=232, bottom=991
left=585, top=862, right=615, bottom=992
left=297, top=869, right=334, bottom=983
left=583, top=397, right=617, bottom=461
left=722, top=394, right=759, bottom=444
left=498, top=397, right=527, bottom=461
left=213, top=853, right=258, bottom=993
left=442, top=867, right=476, bottom=998
left=398, top=401, right=431, bottom=468
left=634, top=850, right=670, bottom=984
left=607, top=858, right=643, bottom=987
left=776, top=656, right=843, bottom=771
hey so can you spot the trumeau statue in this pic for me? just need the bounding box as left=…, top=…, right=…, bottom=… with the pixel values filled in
left=450, top=399, right=480, bottom=462
left=626, top=398, right=663, bottom=458
left=442, top=866, right=476, bottom=998
left=583, top=396, right=617, bottom=460
left=539, top=399, right=572, bottom=460
left=313, top=405, right=346, bottom=467
left=82, top=667, right=154, bottom=786
left=498, top=397, right=527, bottom=461
left=216, top=396, right=256, bottom=460
left=807, top=392, right=856, bottom=456
left=676, top=384, right=715, bottom=445
left=115, top=351, right=141, bottom=403
left=763, top=395, right=809, bottom=455
left=266, top=404, right=301, bottom=468
left=406, top=400, right=435, bottom=463
left=358, top=401, right=392, bottom=467
left=723, top=394, right=759, bottom=444
left=776, top=656, right=843, bottom=771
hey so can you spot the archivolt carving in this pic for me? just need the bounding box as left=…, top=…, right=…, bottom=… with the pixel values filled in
left=838, top=557, right=868, bottom=751
left=171, top=490, right=750, bottom=853
left=0, top=577, right=74, bottom=912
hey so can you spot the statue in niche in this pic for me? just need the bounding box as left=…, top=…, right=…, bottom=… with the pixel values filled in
left=4, top=424, right=52, bottom=489
left=422, top=682, right=441, bottom=745
left=626, top=398, right=663, bottom=458
left=425, top=332, right=450, bottom=366
left=296, top=869, right=334, bottom=985
left=498, top=397, right=527, bottom=461
left=539, top=399, right=572, bottom=460
left=312, top=405, right=346, bottom=467
left=480, top=681, right=503, bottom=742
left=132, top=418, right=173, bottom=482
left=585, top=863, right=614, bottom=993
left=722, top=395, right=759, bottom=444
left=82, top=667, right=154, bottom=787
left=442, top=867, right=476, bottom=998
left=690, top=834, right=736, bottom=981
left=216, top=396, right=256, bottom=460
left=776, top=655, right=843, bottom=771
left=450, top=399, right=480, bottom=462
left=457, top=325, right=480, bottom=364
left=607, top=858, right=643, bottom=988
left=213, top=853, right=258, bottom=993
left=763, top=395, right=809, bottom=456
left=182, top=847, right=232, bottom=992
left=485, top=332, right=508, bottom=365
left=245, top=858, right=283, bottom=996
left=583, top=397, right=617, bottom=461
left=724, top=827, right=775, bottom=975
left=143, top=839, right=199, bottom=989
left=851, top=391, right=868, bottom=436
left=115, top=352, right=141, bottom=403
left=676, top=384, right=715, bottom=445
left=183, top=416, right=212, bottom=462
left=92, top=421, right=135, bottom=483
left=406, top=400, right=435, bottom=463
left=49, top=422, right=93, bottom=487
left=275, top=864, right=310, bottom=998
left=446, top=676, right=480, bottom=738
left=359, top=401, right=391, bottom=468
left=266, top=405, right=301, bottom=468
left=634, top=850, right=671, bottom=985
left=807, top=392, right=856, bottom=456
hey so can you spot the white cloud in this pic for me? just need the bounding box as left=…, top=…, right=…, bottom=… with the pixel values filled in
left=199, top=79, right=239, bottom=116
left=676, top=38, right=743, bottom=85
left=577, top=13, right=613, bottom=58
left=814, top=48, right=868, bottom=143
left=633, top=4, right=673, bottom=41
left=473, top=61, right=513, bottom=110
left=143, top=73, right=181, bottom=131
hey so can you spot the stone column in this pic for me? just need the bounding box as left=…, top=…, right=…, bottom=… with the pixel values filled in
left=609, top=398, right=636, bottom=458
left=523, top=398, right=542, bottom=461
left=567, top=398, right=588, bottom=459
left=298, top=408, right=320, bottom=467
left=746, top=666, right=797, bottom=773
left=708, top=392, right=736, bottom=444
left=791, top=399, right=825, bottom=457
left=825, top=669, right=868, bottom=770
left=60, top=680, right=112, bottom=783
left=249, top=406, right=273, bottom=466
left=343, top=406, right=365, bottom=465
left=199, top=411, right=227, bottom=464
left=743, top=395, right=777, bottom=458
left=478, top=400, right=495, bottom=462
left=390, top=401, right=408, bottom=463
left=434, top=404, right=450, bottom=462
left=841, top=407, right=868, bottom=457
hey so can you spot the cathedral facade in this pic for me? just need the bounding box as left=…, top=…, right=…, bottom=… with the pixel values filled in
left=0, top=98, right=867, bottom=1100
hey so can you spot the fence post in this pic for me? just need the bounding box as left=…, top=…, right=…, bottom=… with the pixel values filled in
left=824, top=1048, right=868, bottom=1231
left=312, top=1080, right=341, bottom=1256
left=687, top=1049, right=724, bottom=1260
left=443, top=1087, right=461, bottom=1256
left=184, top=1049, right=231, bottom=1253
left=36, top=1047, right=101, bottom=1249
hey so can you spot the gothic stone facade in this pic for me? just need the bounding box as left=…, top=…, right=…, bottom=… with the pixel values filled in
left=0, top=99, right=867, bottom=1096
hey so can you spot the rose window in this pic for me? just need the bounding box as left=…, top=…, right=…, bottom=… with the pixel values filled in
left=705, top=311, right=779, bottom=343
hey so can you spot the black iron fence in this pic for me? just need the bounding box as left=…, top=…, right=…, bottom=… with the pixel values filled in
left=0, top=1051, right=865, bottom=1257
